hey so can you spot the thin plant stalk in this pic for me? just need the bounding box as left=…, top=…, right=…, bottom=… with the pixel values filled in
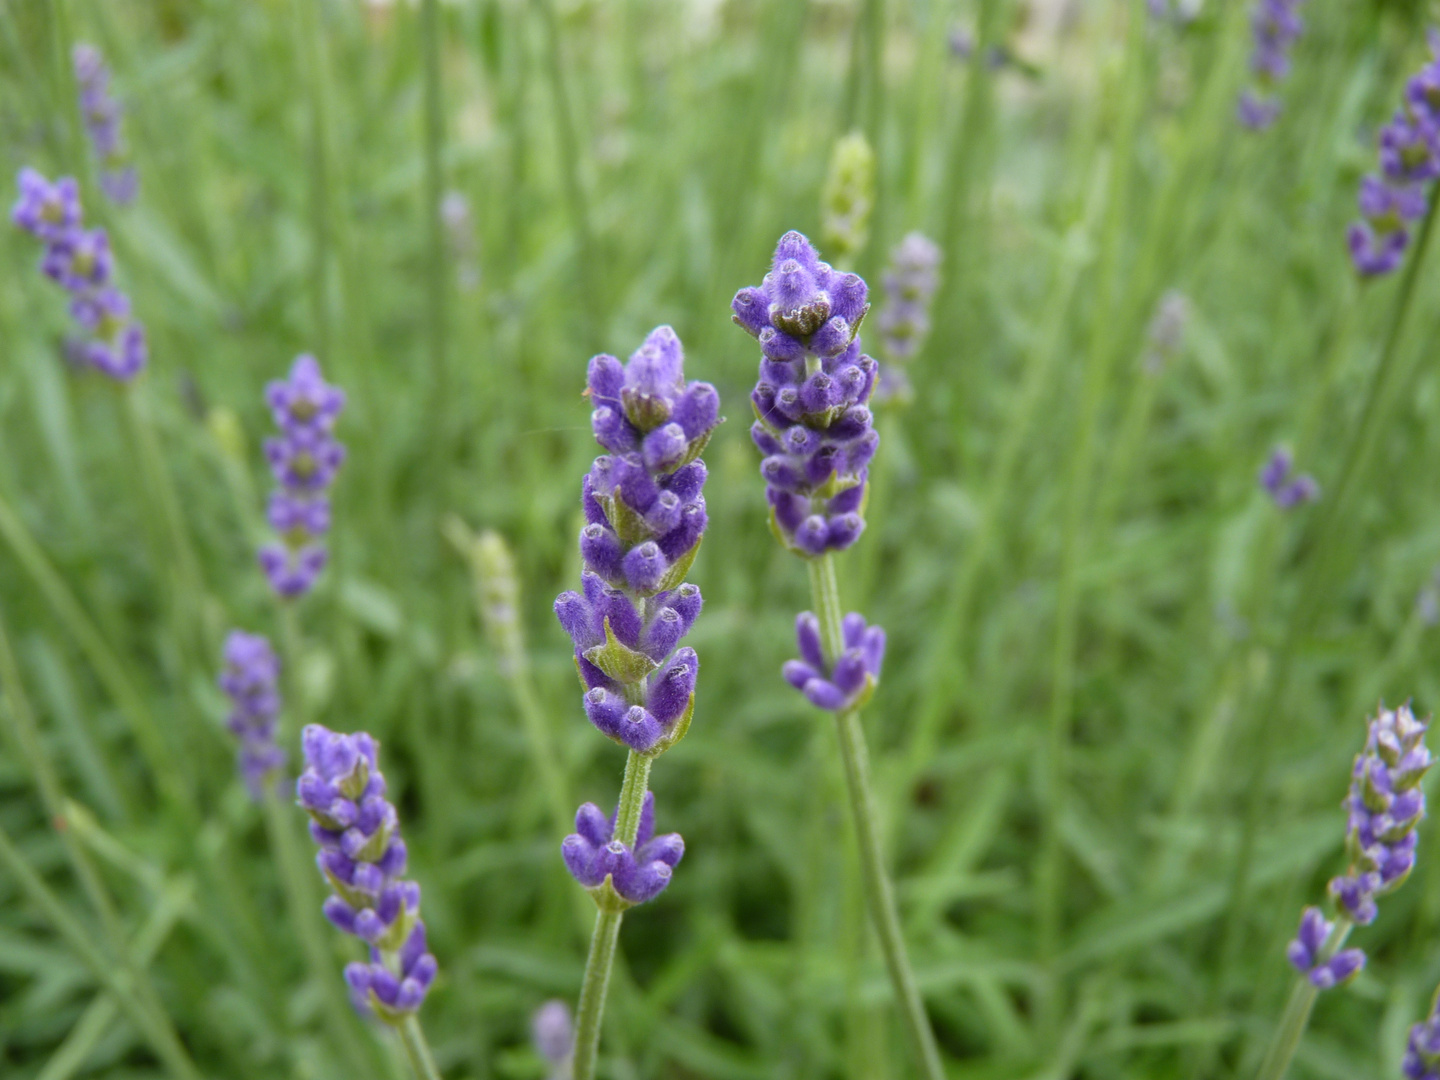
left=1252, top=919, right=1353, bottom=1080
left=807, top=554, right=947, bottom=1080
left=399, top=1016, right=444, bottom=1080
left=571, top=749, right=653, bottom=1080
left=1218, top=198, right=1440, bottom=1000
left=292, top=0, right=335, bottom=360
left=420, top=0, right=449, bottom=429
left=0, top=821, right=201, bottom=1080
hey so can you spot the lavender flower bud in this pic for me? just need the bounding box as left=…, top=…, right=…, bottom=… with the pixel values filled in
left=873, top=232, right=941, bottom=406
left=821, top=133, right=876, bottom=267
left=218, top=631, right=286, bottom=799
left=73, top=44, right=137, bottom=206
left=533, top=999, right=574, bottom=1078
left=1405, top=993, right=1440, bottom=1080
left=1285, top=906, right=1366, bottom=989
left=782, top=611, right=885, bottom=713
left=11, top=169, right=147, bottom=382
left=258, top=356, right=345, bottom=599
left=561, top=792, right=684, bottom=908
left=1328, top=704, right=1431, bottom=926
left=1258, top=446, right=1319, bottom=509
left=733, top=231, right=880, bottom=556
left=1236, top=0, right=1304, bottom=132
left=299, top=724, right=437, bottom=1022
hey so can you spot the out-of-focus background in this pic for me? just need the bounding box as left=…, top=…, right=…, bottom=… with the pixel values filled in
left=3, top=0, right=1440, bottom=1076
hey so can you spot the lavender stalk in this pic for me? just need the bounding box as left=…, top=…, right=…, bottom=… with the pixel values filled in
left=555, top=326, right=718, bottom=1079
left=1254, top=703, right=1430, bottom=1080
left=732, top=231, right=945, bottom=1080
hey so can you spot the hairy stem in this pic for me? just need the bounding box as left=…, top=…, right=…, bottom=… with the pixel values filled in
left=808, top=554, right=946, bottom=1080
left=399, top=1015, right=444, bottom=1080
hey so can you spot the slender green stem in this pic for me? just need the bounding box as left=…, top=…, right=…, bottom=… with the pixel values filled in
left=1252, top=919, right=1351, bottom=1080
left=0, top=488, right=185, bottom=808
left=808, top=554, right=946, bottom=1080
left=0, top=822, right=201, bottom=1080
left=572, top=749, right=651, bottom=1080
left=293, top=0, right=334, bottom=359
left=420, top=0, right=449, bottom=427
left=1219, top=199, right=1439, bottom=1000
left=399, top=1016, right=444, bottom=1080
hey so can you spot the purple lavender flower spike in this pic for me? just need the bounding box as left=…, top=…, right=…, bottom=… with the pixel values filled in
left=782, top=611, right=885, bottom=713
left=299, top=724, right=437, bottom=1022
left=1405, top=993, right=1440, bottom=1080
left=11, top=169, right=80, bottom=241
left=1327, top=704, right=1431, bottom=927
left=73, top=44, right=137, bottom=206
left=733, top=231, right=880, bottom=555
left=1258, top=446, right=1319, bottom=509
left=259, top=356, right=345, bottom=600
left=1285, top=906, right=1366, bottom=989
left=873, top=232, right=941, bottom=407
left=1236, top=0, right=1304, bottom=132
left=11, top=170, right=149, bottom=382
left=1347, top=44, right=1440, bottom=277
left=533, top=1000, right=574, bottom=1078
left=561, top=792, right=684, bottom=907
left=218, top=631, right=286, bottom=799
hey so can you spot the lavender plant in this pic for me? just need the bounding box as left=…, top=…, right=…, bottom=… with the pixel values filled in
left=1237, top=0, right=1306, bottom=131
left=532, top=999, right=574, bottom=1080
left=1406, top=990, right=1440, bottom=1080
left=731, top=231, right=945, bottom=1080
left=1255, top=703, right=1431, bottom=1080
left=259, top=355, right=346, bottom=599
left=873, top=231, right=941, bottom=405
left=554, top=326, right=718, bottom=1079
left=1142, top=290, right=1190, bottom=374
left=821, top=133, right=876, bottom=269
left=1259, top=447, right=1319, bottom=509
left=11, top=168, right=147, bottom=379
left=297, top=724, right=442, bottom=1077
left=73, top=44, right=137, bottom=205
left=440, top=190, right=479, bottom=291
left=1348, top=43, right=1440, bottom=277
left=218, top=631, right=286, bottom=799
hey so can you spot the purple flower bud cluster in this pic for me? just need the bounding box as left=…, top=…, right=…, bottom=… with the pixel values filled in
left=1236, top=0, right=1305, bottom=131
left=873, top=232, right=941, bottom=406
left=1285, top=907, right=1366, bottom=989
left=218, top=631, right=286, bottom=799
left=1348, top=44, right=1440, bottom=277
left=11, top=169, right=147, bottom=380
left=73, top=45, right=137, bottom=205
left=732, top=231, right=880, bottom=556
left=562, top=792, right=684, bottom=906
left=532, top=1000, right=574, bottom=1078
left=1406, top=994, right=1440, bottom=1080
left=258, top=356, right=346, bottom=599
left=297, top=725, right=438, bottom=1022
left=1259, top=447, right=1318, bottom=509
left=783, top=612, right=885, bottom=713
left=1328, top=704, right=1431, bottom=926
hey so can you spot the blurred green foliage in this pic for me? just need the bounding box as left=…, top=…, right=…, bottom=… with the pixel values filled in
left=3, top=0, right=1440, bottom=1077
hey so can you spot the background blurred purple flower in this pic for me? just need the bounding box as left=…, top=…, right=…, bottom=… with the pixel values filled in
left=873, top=232, right=941, bottom=406
left=1259, top=446, right=1318, bottom=509
left=73, top=44, right=137, bottom=206
left=258, top=355, right=345, bottom=599
left=218, top=631, right=285, bottom=798
left=1236, top=0, right=1305, bottom=131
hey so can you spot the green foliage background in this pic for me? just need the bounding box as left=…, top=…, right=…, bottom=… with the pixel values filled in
left=2, top=0, right=1440, bottom=1076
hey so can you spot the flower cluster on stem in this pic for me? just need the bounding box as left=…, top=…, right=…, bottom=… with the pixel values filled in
left=11, top=168, right=146, bottom=379
left=1348, top=42, right=1440, bottom=277
left=259, top=355, right=346, bottom=599
left=73, top=44, right=137, bottom=205
left=1237, top=0, right=1305, bottom=130
left=873, top=232, right=941, bottom=405
left=732, top=231, right=879, bottom=556
left=217, top=631, right=286, bottom=799
left=1259, top=446, right=1319, bottom=509
left=1406, top=989, right=1440, bottom=1080
left=297, top=725, right=437, bottom=1022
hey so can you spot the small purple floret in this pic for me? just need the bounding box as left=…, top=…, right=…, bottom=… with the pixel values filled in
left=1285, top=906, right=1366, bottom=989
left=1258, top=446, right=1319, bottom=509
left=73, top=44, right=137, bottom=205
left=782, top=611, right=885, bottom=713
left=561, top=792, right=684, bottom=905
left=218, top=631, right=286, bottom=799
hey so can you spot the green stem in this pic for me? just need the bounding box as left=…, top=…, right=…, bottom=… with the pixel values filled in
left=399, top=1016, right=444, bottom=1080
left=293, top=0, right=334, bottom=360
left=1252, top=919, right=1352, bottom=1080
left=0, top=822, right=201, bottom=1080
left=808, top=554, right=946, bottom=1080
left=420, top=0, right=449, bottom=428
left=572, top=750, right=651, bottom=1080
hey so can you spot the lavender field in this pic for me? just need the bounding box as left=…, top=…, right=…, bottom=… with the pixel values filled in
left=3, top=1, right=1440, bottom=1078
